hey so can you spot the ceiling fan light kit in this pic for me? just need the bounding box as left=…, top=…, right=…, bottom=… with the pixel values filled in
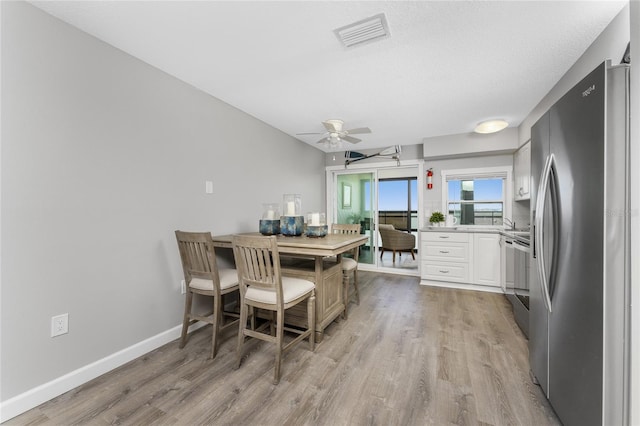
left=474, top=119, right=509, bottom=134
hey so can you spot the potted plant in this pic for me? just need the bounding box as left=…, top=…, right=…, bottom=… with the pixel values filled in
left=429, top=211, right=445, bottom=226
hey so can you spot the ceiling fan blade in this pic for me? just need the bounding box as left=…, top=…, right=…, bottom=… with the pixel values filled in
left=323, top=120, right=340, bottom=133
left=315, top=137, right=329, bottom=144
left=345, top=127, right=371, bottom=135
left=296, top=132, right=325, bottom=135
left=342, top=135, right=361, bottom=144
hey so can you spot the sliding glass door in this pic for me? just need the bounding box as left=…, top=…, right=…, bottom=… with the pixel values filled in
left=328, top=160, right=424, bottom=275
left=336, top=173, right=374, bottom=265
left=378, top=178, right=418, bottom=232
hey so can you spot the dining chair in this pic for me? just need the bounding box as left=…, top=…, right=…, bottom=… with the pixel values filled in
left=232, top=234, right=315, bottom=384
left=331, top=223, right=361, bottom=319
left=175, top=231, right=240, bottom=359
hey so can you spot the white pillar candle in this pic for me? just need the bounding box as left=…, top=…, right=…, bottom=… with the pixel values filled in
left=267, top=209, right=274, bottom=220
left=286, top=201, right=295, bottom=216
left=311, top=213, right=320, bottom=226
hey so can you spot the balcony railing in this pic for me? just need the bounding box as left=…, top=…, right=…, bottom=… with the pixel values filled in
left=378, top=210, right=418, bottom=231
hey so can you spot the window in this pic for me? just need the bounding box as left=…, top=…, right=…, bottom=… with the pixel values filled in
left=441, top=166, right=512, bottom=227
left=378, top=178, right=418, bottom=231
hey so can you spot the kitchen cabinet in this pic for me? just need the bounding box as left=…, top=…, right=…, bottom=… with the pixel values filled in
left=472, top=233, right=501, bottom=287
left=514, top=140, right=531, bottom=200
left=421, top=230, right=502, bottom=291
left=421, top=231, right=471, bottom=283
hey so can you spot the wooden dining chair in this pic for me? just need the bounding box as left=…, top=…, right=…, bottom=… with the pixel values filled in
left=331, top=223, right=361, bottom=319
left=175, top=231, right=240, bottom=359
left=232, top=234, right=316, bottom=384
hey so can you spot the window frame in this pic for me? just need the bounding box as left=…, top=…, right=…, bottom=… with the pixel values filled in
left=440, top=166, right=513, bottom=228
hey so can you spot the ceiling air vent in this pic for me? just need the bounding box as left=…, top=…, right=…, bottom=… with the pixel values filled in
left=334, top=13, right=390, bottom=48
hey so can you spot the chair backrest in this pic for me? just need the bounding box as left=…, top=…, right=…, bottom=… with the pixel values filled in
left=331, top=223, right=361, bottom=235
left=331, top=223, right=361, bottom=260
left=232, top=234, right=283, bottom=303
left=378, top=224, right=396, bottom=246
left=175, top=230, right=221, bottom=294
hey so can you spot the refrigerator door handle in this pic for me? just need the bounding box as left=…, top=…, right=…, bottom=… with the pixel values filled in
left=535, top=154, right=554, bottom=313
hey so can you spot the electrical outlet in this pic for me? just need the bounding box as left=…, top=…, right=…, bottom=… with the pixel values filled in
left=181, top=279, right=186, bottom=294
left=51, top=313, right=69, bottom=337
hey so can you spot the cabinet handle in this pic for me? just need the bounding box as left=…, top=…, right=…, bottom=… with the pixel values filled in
left=439, top=270, right=450, bottom=273
left=439, top=250, right=449, bottom=254
left=439, top=236, right=450, bottom=239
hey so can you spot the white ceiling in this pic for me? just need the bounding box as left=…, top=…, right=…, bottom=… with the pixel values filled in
left=30, top=1, right=627, bottom=152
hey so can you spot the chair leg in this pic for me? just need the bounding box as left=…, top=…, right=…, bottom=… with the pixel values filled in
left=342, top=271, right=349, bottom=320
left=410, top=249, right=416, bottom=260
left=270, top=311, right=276, bottom=336
left=179, top=291, right=193, bottom=349
left=392, top=250, right=396, bottom=263
left=353, top=269, right=360, bottom=305
left=210, top=295, right=221, bottom=359
left=235, top=300, right=248, bottom=369
left=274, top=309, right=285, bottom=385
left=308, top=291, right=316, bottom=352
left=379, top=248, right=384, bottom=259
left=249, top=306, right=256, bottom=331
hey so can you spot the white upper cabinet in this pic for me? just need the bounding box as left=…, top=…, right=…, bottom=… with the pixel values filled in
left=514, top=140, right=531, bottom=200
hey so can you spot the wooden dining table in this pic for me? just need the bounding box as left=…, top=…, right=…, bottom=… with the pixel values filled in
left=212, top=232, right=367, bottom=341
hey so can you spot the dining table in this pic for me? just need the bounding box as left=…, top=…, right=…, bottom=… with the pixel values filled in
left=212, top=232, right=367, bottom=341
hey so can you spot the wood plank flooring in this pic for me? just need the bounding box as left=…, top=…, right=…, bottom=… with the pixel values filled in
left=8, top=272, right=560, bottom=426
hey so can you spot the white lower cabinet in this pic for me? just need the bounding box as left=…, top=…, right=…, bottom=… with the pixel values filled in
left=472, top=233, right=501, bottom=287
left=421, top=231, right=502, bottom=290
left=421, top=232, right=471, bottom=283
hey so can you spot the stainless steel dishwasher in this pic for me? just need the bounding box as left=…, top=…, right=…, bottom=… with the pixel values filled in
left=506, top=234, right=530, bottom=337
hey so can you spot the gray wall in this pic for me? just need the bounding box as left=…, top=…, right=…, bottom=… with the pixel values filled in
left=1, top=2, right=325, bottom=401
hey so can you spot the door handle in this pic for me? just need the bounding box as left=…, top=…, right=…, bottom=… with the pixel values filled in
left=535, top=154, right=554, bottom=313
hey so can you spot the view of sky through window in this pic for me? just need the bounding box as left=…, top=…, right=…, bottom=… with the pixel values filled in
left=378, top=179, right=418, bottom=211
left=448, top=179, right=503, bottom=203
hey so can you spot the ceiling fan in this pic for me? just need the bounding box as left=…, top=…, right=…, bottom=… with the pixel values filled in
left=296, top=119, right=371, bottom=147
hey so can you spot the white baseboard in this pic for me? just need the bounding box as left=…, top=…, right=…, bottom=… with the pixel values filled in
left=420, top=279, right=504, bottom=294
left=0, top=322, right=205, bottom=423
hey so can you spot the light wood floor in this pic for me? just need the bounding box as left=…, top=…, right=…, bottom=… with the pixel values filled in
left=9, top=272, right=560, bottom=426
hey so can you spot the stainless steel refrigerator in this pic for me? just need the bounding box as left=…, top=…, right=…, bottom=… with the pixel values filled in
left=529, top=60, right=630, bottom=426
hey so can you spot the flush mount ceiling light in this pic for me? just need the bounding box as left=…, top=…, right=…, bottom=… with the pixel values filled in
left=474, top=119, right=509, bottom=134
left=334, top=13, right=390, bottom=48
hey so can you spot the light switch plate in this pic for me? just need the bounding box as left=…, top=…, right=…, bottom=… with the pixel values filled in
left=205, top=181, right=213, bottom=194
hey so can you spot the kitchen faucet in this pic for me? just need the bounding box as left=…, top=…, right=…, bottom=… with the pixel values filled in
left=503, top=218, right=515, bottom=230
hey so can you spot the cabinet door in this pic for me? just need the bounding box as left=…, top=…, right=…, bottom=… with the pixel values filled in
left=473, top=233, right=501, bottom=287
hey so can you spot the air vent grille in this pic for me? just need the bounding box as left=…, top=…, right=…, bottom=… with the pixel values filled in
left=334, top=13, right=390, bottom=48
